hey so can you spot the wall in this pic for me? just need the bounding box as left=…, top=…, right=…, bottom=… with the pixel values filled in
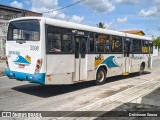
left=153, top=46, right=159, bottom=56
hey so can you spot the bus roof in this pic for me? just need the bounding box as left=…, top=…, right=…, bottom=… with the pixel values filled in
left=9, top=17, right=152, bottom=41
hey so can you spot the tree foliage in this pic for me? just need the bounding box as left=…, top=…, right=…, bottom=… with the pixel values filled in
left=153, top=37, right=160, bottom=48
left=97, top=22, right=106, bottom=29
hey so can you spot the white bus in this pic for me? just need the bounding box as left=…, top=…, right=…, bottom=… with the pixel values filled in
left=5, top=17, right=153, bottom=85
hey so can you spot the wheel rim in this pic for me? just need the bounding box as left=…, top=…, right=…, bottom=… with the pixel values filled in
left=97, top=71, right=104, bottom=82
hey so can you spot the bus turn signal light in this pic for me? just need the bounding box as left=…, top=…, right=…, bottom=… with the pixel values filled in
left=34, top=59, right=42, bottom=75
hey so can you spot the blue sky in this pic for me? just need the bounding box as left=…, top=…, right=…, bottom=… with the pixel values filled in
left=1, top=0, right=160, bottom=37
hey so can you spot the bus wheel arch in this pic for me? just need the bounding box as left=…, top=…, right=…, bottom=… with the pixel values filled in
left=95, top=65, right=107, bottom=85
left=139, top=62, right=145, bottom=75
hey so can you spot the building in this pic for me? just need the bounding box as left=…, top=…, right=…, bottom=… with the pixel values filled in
left=0, top=4, right=42, bottom=58
left=153, top=46, right=159, bottom=56
left=121, top=30, right=145, bottom=36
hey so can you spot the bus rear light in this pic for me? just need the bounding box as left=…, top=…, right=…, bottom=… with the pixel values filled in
left=36, top=64, right=40, bottom=69
left=37, top=60, right=41, bottom=65
left=34, top=59, right=42, bottom=75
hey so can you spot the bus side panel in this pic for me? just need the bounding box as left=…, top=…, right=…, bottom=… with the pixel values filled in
left=131, top=54, right=148, bottom=73
left=87, top=54, right=96, bottom=81
left=105, top=54, right=124, bottom=77
left=87, top=54, right=124, bottom=81
left=45, top=55, right=75, bottom=84
left=144, top=54, right=150, bottom=71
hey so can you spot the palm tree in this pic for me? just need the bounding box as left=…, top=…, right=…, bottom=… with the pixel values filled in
left=97, top=22, right=106, bottom=29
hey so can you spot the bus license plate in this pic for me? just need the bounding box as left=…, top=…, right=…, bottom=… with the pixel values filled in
left=19, top=64, right=25, bottom=68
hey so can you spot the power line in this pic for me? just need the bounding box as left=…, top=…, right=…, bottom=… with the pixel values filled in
left=42, top=0, right=85, bottom=14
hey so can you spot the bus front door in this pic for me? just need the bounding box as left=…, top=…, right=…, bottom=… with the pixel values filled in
left=74, top=36, right=87, bottom=82
left=123, top=40, right=131, bottom=75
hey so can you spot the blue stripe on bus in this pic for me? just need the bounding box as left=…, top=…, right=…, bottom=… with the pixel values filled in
left=5, top=69, right=45, bottom=84
left=101, top=56, right=119, bottom=68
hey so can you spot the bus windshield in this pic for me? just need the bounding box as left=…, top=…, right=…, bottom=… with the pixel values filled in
left=7, top=19, right=40, bottom=41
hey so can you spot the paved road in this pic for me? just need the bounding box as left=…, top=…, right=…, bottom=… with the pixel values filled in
left=0, top=58, right=160, bottom=113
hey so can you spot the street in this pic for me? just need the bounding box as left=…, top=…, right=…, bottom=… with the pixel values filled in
left=0, top=58, right=160, bottom=117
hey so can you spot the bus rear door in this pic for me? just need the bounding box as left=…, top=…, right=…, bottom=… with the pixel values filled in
left=74, top=36, right=88, bottom=82
left=123, top=38, right=131, bottom=75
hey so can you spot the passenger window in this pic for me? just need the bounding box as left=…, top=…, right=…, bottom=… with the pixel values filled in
left=62, top=29, right=72, bottom=53
left=89, top=32, right=95, bottom=53
left=132, top=39, right=142, bottom=53
left=95, top=34, right=110, bottom=53
left=111, top=36, right=122, bottom=53
left=47, top=26, right=61, bottom=53
left=149, top=41, right=153, bottom=54
left=142, top=40, right=149, bottom=53
left=46, top=26, right=72, bottom=53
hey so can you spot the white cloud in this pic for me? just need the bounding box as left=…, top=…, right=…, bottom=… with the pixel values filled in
left=154, top=0, right=160, bottom=4
left=115, top=0, right=139, bottom=4
left=31, top=0, right=58, bottom=10
left=117, top=16, right=128, bottom=23
left=79, top=0, right=115, bottom=13
left=29, top=0, right=84, bottom=23
left=139, top=7, right=160, bottom=17
left=23, top=0, right=31, bottom=6
left=139, top=0, right=160, bottom=17
left=105, top=19, right=117, bottom=30
left=70, top=15, right=84, bottom=23
left=10, top=1, right=23, bottom=9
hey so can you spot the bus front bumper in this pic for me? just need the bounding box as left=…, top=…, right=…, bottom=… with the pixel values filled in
left=5, top=69, right=45, bottom=84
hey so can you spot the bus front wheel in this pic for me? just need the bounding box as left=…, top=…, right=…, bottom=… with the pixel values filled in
left=96, top=68, right=106, bottom=85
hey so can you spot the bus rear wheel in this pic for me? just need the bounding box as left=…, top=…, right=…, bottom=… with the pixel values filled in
left=96, top=68, right=106, bottom=85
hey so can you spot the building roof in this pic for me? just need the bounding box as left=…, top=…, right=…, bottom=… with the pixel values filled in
left=121, top=30, right=145, bottom=36
left=0, top=4, right=42, bottom=16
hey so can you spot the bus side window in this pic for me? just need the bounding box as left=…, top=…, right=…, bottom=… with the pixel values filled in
left=97, top=34, right=104, bottom=53
left=95, top=34, right=110, bottom=53
left=142, top=40, right=149, bottom=53
left=111, top=36, right=122, bottom=53
left=149, top=41, right=153, bottom=54
left=105, top=35, right=110, bottom=52
left=89, top=32, right=95, bottom=53
left=46, top=26, right=72, bottom=53
left=132, top=39, right=142, bottom=53
left=62, top=29, right=72, bottom=53
left=95, top=33, right=99, bottom=53
left=47, top=26, right=61, bottom=53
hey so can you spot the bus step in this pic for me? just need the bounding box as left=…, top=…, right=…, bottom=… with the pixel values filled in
left=122, top=72, right=129, bottom=76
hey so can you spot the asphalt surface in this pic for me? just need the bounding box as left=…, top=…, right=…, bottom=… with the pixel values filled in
left=0, top=58, right=160, bottom=118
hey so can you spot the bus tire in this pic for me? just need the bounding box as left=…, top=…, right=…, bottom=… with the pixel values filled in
left=96, top=68, right=106, bottom=85
left=139, top=63, right=145, bottom=75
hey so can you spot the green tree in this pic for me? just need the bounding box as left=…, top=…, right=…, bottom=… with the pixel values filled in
left=97, top=22, right=106, bottom=29
left=153, top=37, right=160, bottom=48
